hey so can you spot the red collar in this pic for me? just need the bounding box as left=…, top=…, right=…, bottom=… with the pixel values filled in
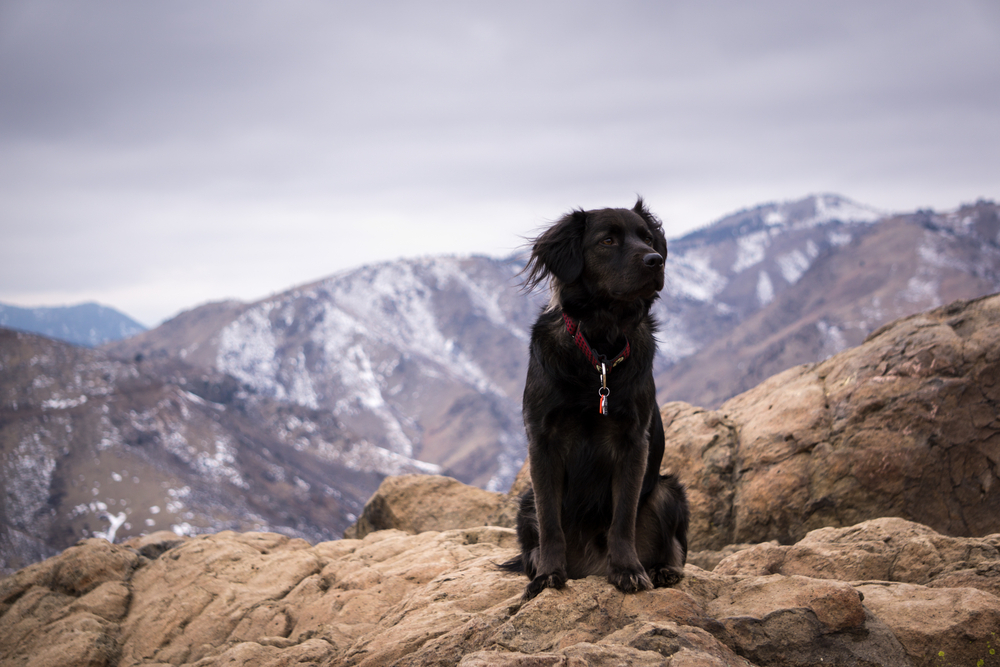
left=561, top=312, right=630, bottom=372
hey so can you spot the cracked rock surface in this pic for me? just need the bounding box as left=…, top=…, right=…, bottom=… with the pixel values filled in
left=662, top=293, right=1000, bottom=551
left=2, top=519, right=999, bottom=666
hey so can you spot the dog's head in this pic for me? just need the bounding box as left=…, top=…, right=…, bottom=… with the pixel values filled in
left=524, top=198, right=668, bottom=308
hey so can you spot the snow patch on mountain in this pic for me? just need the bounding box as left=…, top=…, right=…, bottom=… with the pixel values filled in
left=807, top=194, right=883, bottom=227
left=5, top=431, right=58, bottom=530
left=217, top=304, right=286, bottom=401
left=429, top=257, right=529, bottom=342
left=322, top=259, right=505, bottom=396
left=41, top=394, right=88, bottom=410
left=776, top=242, right=819, bottom=285
left=652, top=311, right=700, bottom=364
left=756, top=271, right=775, bottom=306
left=828, top=229, right=853, bottom=246
left=321, top=440, right=441, bottom=477
left=667, top=249, right=728, bottom=302
left=485, top=430, right=525, bottom=493
left=902, top=275, right=941, bottom=306
left=733, top=231, right=770, bottom=273
left=816, top=320, right=849, bottom=359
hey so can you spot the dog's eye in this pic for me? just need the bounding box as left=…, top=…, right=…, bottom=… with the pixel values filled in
left=643, top=235, right=654, bottom=246
left=601, top=237, right=616, bottom=246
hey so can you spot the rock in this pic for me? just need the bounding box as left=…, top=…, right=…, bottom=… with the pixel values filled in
left=857, top=583, right=1000, bottom=667
left=345, top=474, right=519, bottom=538
left=7, top=516, right=1000, bottom=666
left=687, top=543, right=763, bottom=572
left=657, top=402, right=742, bottom=551
left=714, top=517, right=1000, bottom=595
left=0, top=538, right=141, bottom=667
left=460, top=631, right=747, bottom=667
left=706, top=574, right=910, bottom=667
left=659, top=293, right=1000, bottom=550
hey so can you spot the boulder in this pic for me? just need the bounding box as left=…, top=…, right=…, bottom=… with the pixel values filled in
left=857, top=582, right=1000, bottom=667
left=660, top=293, right=1000, bottom=550
left=344, top=474, right=518, bottom=539
left=705, top=575, right=909, bottom=667
left=4, top=516, right=1000, bottom=666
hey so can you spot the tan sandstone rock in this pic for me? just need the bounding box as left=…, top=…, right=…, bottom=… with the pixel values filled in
left=714, top=517, right=1000, bottom=593
left=660, top=294, right=1000, bottom=550
left=857, top=582, right=1000, bottom=667
left=7, top=516, right=1000, bottom=666
left=345, top=474, right=519, bottom=539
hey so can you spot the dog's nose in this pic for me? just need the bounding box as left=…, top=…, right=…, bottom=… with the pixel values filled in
left=643, top=252, right=663, bottom=268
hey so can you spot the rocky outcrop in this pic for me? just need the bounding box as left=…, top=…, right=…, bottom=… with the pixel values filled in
left=661, top=293, right=1000, bottom=551
left=344, top=474, right=518, bottom=539
left=2, top=518, right=999, bottom=666
left=712, top=517, right=1000, bottom=667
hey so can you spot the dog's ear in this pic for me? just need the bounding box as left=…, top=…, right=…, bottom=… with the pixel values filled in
left=523, top=209, right=587, bottom=291
left=633, top=197, right=668, bottom=259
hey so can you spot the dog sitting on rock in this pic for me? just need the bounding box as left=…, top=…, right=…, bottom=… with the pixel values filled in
left=503, top=199, right=689, bottom=601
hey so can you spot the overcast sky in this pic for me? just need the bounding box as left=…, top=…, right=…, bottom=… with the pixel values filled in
left=1, top=1, right=998, bottom=327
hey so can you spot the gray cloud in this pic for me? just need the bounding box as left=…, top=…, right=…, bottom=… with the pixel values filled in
left=1, top=1, right=998, bottom=325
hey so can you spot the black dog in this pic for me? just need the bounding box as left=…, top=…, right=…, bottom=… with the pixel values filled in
left=504, top=198, right=689, bottom=601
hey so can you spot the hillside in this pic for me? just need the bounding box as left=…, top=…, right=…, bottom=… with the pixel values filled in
left=0, top=328, right=435, bottom=574
left=5, top=193, right=999, bottom=574
left=105, top=255, right=545, bottom=492
left=651, top=197, right=1000, bottom=406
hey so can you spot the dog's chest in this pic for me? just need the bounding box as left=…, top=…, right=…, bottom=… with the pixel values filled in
left=544, top=406, right=645, bottom=458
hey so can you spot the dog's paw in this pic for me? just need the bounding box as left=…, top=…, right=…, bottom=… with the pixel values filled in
left=648, top=565, right=684, bottom=588
left=608, top=565, right=653, bottom=594
left=522, top=571, right=566, bottom=601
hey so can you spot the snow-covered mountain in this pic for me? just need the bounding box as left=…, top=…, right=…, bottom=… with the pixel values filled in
left=105, top=194, right=1000, bottom=492
left=4, top=193, right=998, bottom=571
left=107, top=255, right=545, bottom=492
left=653, top=196, right=1000, bottom=407
left=651, top=194, right=887, bottom=365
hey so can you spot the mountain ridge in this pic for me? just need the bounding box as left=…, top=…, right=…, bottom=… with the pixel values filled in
left=102, top=194, right=1000, bottom=489
left=3, top=192, right=999, bottom=575
left=0, top=301, right=146, bottom=348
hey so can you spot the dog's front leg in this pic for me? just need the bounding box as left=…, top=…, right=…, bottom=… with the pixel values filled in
left=607, top=433, right=653, bottom=593
left=524, top=442, right=567, bottom=600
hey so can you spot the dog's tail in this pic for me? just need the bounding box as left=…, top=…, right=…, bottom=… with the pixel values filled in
left=496, top=555, right=525, bottom=573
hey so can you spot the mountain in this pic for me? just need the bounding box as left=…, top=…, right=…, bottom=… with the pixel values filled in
left=0, top=327, right=435, bottom=574
left=651, top=195, right=1000, bottom=407
left=103, top=195, right=1000, bottom=494
left=4, top=193, right=998, bottom=573
left=105, top=256, right=547, bottom=492
left=0, top=301, right=146, bottom=347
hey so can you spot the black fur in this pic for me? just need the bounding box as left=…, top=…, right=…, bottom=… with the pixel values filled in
left=505, top=198, right=689, bottom=601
